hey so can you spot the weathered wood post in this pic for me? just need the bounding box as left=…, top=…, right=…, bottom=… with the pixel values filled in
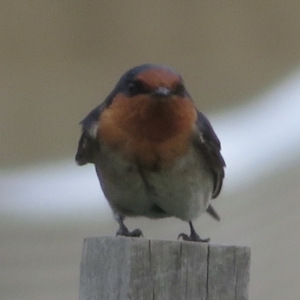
left=79, top=236, right=250, bottom=300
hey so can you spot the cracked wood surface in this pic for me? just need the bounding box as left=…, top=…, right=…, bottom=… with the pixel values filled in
left=79, top=236, right=250, bottom=300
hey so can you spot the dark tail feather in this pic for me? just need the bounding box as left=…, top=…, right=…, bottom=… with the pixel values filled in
left=206, top=204, right=221, bottom=222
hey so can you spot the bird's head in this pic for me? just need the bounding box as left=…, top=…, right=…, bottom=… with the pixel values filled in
left=99, top=64, right=197, bottom=163
left=116, top=64, right=189, bottom=100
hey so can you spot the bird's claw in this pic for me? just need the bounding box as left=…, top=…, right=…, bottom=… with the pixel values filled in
left=130, top=229, right=144, bottom=237
left=177, top=232, right=210, bottom=243
left=116, top=227, right=144, bottom=238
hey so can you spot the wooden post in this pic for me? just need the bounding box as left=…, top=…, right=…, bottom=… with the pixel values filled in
left=79, top=236, right=250, bottom=300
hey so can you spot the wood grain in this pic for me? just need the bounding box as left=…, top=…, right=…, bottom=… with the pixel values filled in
left=79, top=236, right=250, bottom=300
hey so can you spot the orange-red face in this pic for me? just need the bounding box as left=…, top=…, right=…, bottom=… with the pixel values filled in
left=98, top=65, right=197, bottom=167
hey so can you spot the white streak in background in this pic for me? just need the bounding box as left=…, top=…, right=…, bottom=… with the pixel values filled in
left=1, top=70, right=300, bottom=218
left=214, top=71, right=300, bottom=191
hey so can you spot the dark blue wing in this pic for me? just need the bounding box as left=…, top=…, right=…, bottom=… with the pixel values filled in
left=194, top=110, right=225, bottom=199
left=75, top=99, right=111, bottom=166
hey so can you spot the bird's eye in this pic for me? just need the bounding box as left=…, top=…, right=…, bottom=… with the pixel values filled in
left=128, top=80, right=148, bottom=96
left=174, top=83, right=185, bottom=96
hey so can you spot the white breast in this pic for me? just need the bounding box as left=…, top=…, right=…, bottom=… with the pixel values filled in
left=95, top=145, right=214, bottom=221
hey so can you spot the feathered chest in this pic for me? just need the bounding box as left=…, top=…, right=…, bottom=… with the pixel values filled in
left=98, top=93, right=197, bottom=168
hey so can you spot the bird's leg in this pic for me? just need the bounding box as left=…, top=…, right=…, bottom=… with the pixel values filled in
left=115, top=214, right=143, bottom=237
left=178, top=221, right=210, bottom=242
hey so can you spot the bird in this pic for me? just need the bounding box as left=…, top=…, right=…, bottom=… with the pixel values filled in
left=75, top=64, right=225, bottom=242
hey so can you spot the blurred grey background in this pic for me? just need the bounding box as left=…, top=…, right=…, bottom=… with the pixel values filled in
left=1, top=1, right=300, bottom=300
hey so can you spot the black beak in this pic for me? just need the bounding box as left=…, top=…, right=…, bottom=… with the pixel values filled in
left=152, top=87, right=171, bottom=97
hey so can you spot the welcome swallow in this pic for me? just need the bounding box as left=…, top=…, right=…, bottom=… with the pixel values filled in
left=75, top=64, right=225, bottom=242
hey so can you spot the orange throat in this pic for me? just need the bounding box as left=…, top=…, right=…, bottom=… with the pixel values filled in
left=98, top=94, right=197, bottom=168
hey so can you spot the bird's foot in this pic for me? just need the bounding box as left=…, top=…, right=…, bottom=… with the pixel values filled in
left=116, top=227, right=143, bottom=238
left=178, top=221, right=210, bottom=242
left=178, top=232, right=210, bottom=242
left=115, top=213, right=144, bottom=238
